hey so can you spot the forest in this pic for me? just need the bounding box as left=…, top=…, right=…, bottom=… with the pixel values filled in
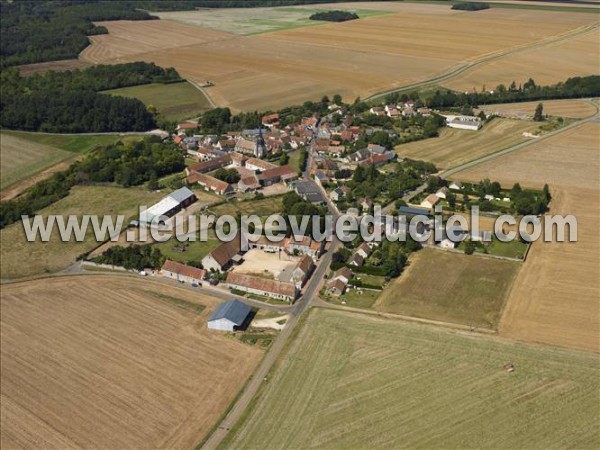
left=1, top=62, right=180, bottom=132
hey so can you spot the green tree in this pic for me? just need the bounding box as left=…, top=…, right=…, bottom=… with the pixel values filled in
left=464, top=241, right=476, bottom=255
left=533, top=103, right=545, bottom=121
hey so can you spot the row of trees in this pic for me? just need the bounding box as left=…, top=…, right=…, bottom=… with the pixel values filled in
left=309, top=10, right=359, bottom=22
left=1, top=63, right=180, bottom=132
left=92, top=245, right=165, bottom=270
left=0, top=137, right=184, bottom=229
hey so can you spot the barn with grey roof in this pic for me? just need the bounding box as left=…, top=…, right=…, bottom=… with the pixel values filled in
left=207, top=299, right=252, bottom=332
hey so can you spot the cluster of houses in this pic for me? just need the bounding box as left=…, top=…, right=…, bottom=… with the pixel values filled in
left=160, top=234, right=324, bottom=303
left=185, top=152, right=298, bottom=195
left=369, top=101, right=432, bottom=118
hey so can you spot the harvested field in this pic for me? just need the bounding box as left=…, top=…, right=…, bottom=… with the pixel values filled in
left=80, top=7, right=598, bottom=111
left=0, top=276, right=262, bottom=449
left=480, top=99, right=598, bottom=119
left=375, top=248, right=520, bottom=329
left=224, top=308, right=600, bottom=449
left=443, top=26, right=600, bottom=93
left=80, top=19, right=234, bottom=62
left=452, top=122, right=600, bottom=352
left=103, top=81, right=212, bottom=121
left=0, top=185, right=163, bottom=280
left=396, top=118, right=540, bottom=169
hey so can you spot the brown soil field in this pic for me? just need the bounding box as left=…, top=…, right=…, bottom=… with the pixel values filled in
left=80, top=7, right=598, bottom=112
left=480, top=99, right=598, bottom=119
left=444, top=26, right=599, bottom=93
left=17, top=59, right=93, bottom=76
left=396, top=118, right=540, bottom=169
left=80, top=19, right=234, bottom=62
left=451, top=122, right=600, bottom=352
left=0, top=275, right=263, bottom=449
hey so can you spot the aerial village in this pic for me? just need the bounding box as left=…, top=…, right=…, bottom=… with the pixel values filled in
left=109, top=94, right=546, bottom=322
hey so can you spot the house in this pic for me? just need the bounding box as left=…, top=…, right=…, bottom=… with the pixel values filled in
left=420, top=194, right=440, bottom=209
left=258, top=165, right=297, bottom=186
left=417, top=107, right=432, bottom=116
left=262, top=113, right=280, bottom=128
left=225, top=272, right=297, bottom=302
left=238, top=175, right=261, bottom=192
left=139, top=187, right=196, bottom=224
left=367, top=144, right=387, bottom=154
left=314, top=171, right=329, bottom=186
left=245, top=157, right=277, bottom=172
left=286, top=235, right=323, bottom=260
left=193, top=173, right=234, bottom=196
left=235, top=138, right=259, bottom=155
left=186, top=154, right=231, bottom=175
left=202, top=239, right=241, bottom=272
left=369, top=107, right=385, bottom=116
left=292, top=181, right=326, bottom=204
left=161, top=260, right=205, bottom=284
left=361, top=197, right=374, bottom=212
left=449, top=181, right=463, bottom=190
left=327, top=278, right=347, bottom=296
left=331, top=266, right=352, bottom=284
left=439, top=239, right=456, bottom=249
left=347, top=148, right=370, bottom=163
left=355, top=242, right=372, bottom=259
left=330, top=187, right=346, bottom=202
left=348, top=252, right=364, bottom=267
left=208, top=299, right=252, bottom=332
left=177, top=122, right=198, bottom=132
left=291, top=255, right=314, bottom=287
left=436, top=187, right=449, bottom=199
left=484, top=194, right=495, bottom=201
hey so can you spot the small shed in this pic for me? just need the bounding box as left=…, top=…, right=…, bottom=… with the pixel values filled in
left=208, top=299, right=252, bottom=332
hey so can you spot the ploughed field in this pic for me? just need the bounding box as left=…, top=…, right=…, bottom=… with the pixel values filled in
left=223, top=308, right=600, bottom=449
left=0, top=276, right=263, bottom=449
left=79, top=4, right=599, bottom=112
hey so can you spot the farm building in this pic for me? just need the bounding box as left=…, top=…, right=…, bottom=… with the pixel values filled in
left=291, top=180, right=326, bottom=204
left=192, top=173, right=234, bottom=196
left=226, top=272, right=298, bottom=302
left=420, top=194, right=440, bottom=209
left=327, top=278, right=347, bottom=296
left=202, top=239, right=242, bottom=272
left=139, top=187, right=196, bottom=224
left=207, top=299, right=252, bottom=332
left=161, top=260, right=205, bottom=284
left=445, top=115, right=482, bottom=131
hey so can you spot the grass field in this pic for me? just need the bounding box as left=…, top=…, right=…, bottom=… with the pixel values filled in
left=0, top=276, right=263, bottom=448
left=80, top=5, right=598, bottom=111
left=103, top=81, right=212, bottom=121
left=0, top=131, right=142, bottom=199
left=0, top=185, right=163, bottom=280
left=153, top=232, right=221, bottom=264
left=452, top=122, right=600, bottom=352
left=224, top=308, right=600, bottom=449
left=210, top=195, right=284, bottom=218
left=396, top=118, right=541, bottom=169
left=375, top=248, right=520, bottom=329
left=154, top=6, right=389, bottom=35
left=480, top=98, right=598, bottom=119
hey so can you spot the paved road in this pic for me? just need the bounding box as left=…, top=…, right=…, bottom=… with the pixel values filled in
left=201, top=141, right=341, bottom=450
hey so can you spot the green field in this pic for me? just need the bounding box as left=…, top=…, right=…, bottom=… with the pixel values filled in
left=0, top=131, right=137, bottom=190
left=152, top=232, right=221, bottom=265
left=375, top=248, right=520, bottom=328
left=154, top=7, right=389, bottom=36
left=210, top=195, right=284, bottom=218
left=0, top=185, right=163, bottom=279
left=223, top=308, right=600, bottom=449
left=103, top=81, right=211, bottom=121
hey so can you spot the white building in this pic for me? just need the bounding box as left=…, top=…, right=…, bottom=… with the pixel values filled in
left=445, top=115, right=482, bottom=131
left=208, top=300, right=252, bottom=332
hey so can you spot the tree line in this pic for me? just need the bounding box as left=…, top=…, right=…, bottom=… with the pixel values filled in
left=0, top=137, right=184, bottom=229
left=309, top=11, right=359, bottom=22
left=1, top=62, right=180, bottom=132
left=92, top=245, right=165, bottom=270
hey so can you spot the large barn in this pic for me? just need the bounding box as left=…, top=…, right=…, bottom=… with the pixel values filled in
left=139, top=186, right=196, bottom=224
left=207, top=299, right=252, bottom=332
